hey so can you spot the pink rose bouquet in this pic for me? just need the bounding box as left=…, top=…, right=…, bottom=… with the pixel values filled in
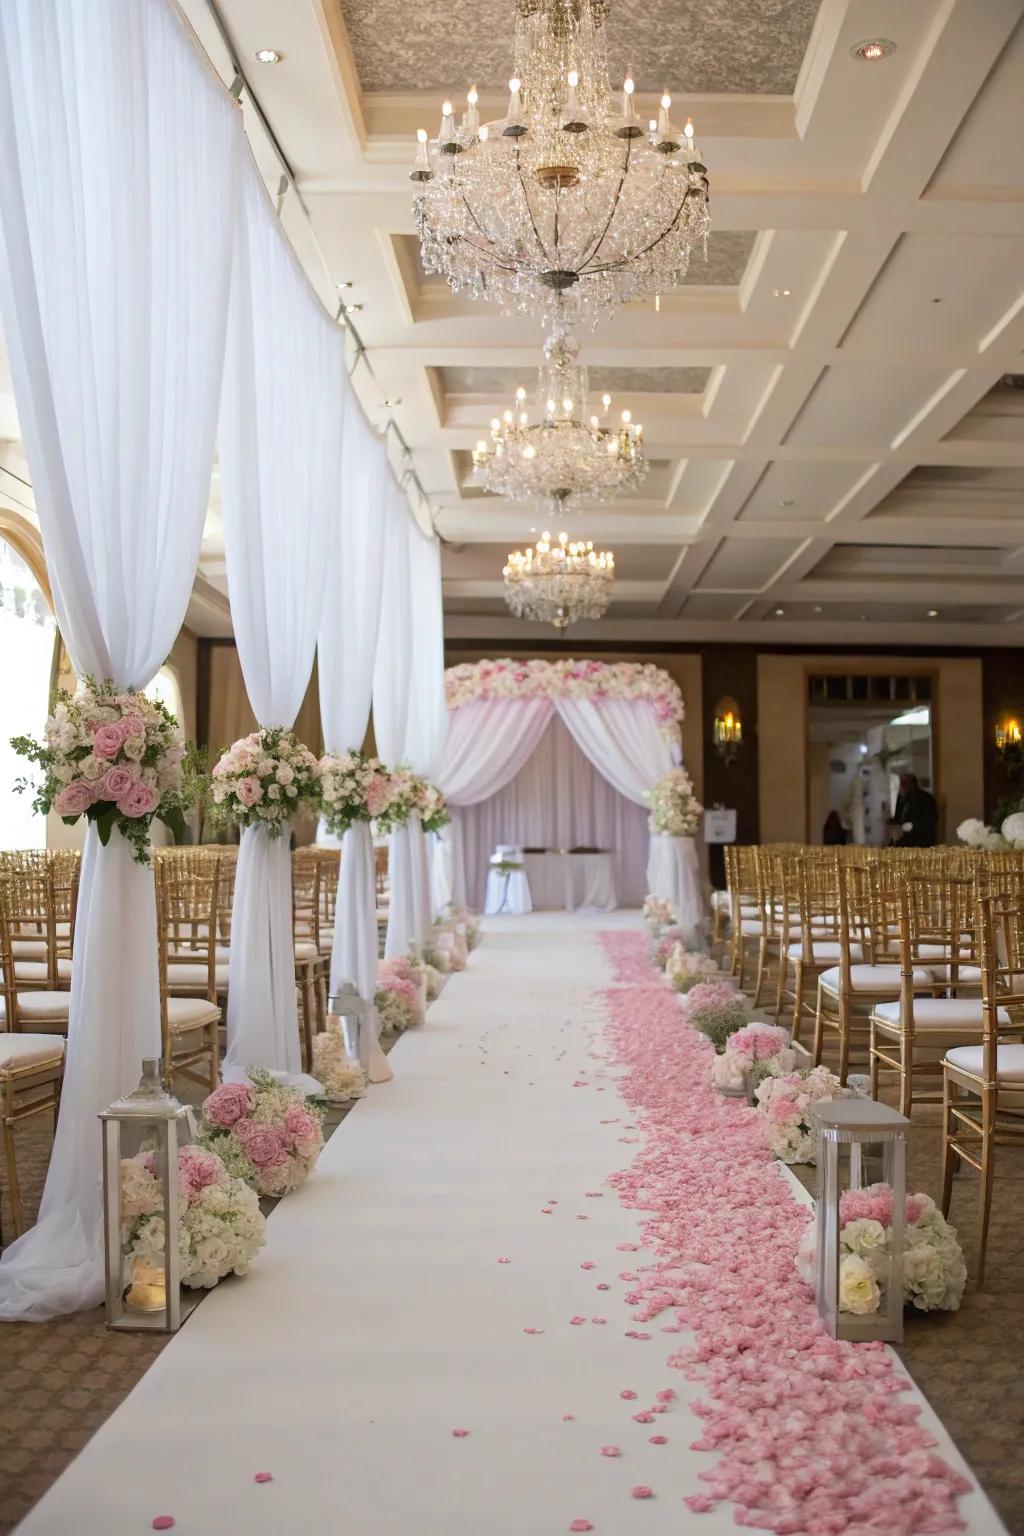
left=652, top=927, right=685, bottom=969
left=376, top=957, right=426, bottom=1032
left=373, top=765, right=446, bottom=833
left=198, top=1069, right=325, bottom=1197
left=682, top=978, right=749, bottom=1048
left=711, top=1021, right=796, bottom=1093
left=209, top=726, right=320, bottom=836
left=11, top=676, right=193, bottom=863
left=753, top=1065, right=842, bottom=1164
left=665, top=941, right=719, bottom=995
left=120, top=1144, right=266, bottom=1289
left=642, top=894, right=676, bottom=936
left=796, top=1182, right=966, bottom=1314
left=318, top=748, right=398, bottom=835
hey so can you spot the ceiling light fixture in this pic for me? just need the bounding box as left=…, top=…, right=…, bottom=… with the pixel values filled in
left=927, top=609, right=939, bottom=618
left=772, top=288, right=792, bottom=298
left=409, top=0, right=711, bottom=325
left=254, top=48, right=282, bottom=64
left=851, top=38, right=896, bottom=62
left=503, top=530, right=614, bottom=629
left=337, top=281, right=353, bottom=291
left=344, top=303, right=363, bottom=314
left=775, top=607, right=785, bottom=616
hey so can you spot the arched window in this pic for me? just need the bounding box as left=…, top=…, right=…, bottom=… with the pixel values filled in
left=0, top=535, right=56, bottom=849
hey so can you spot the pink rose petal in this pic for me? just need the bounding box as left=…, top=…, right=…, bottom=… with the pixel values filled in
left=523, top=1327, right=545, bottom=1335
left=649, top=1436, right=668, bottom=1446
left=253, top=1472, right=273, bottom=1484
left=452, top=1428, right=470, bottom=1438
left=542, top=1209, right=553, bottom=1215
left=592, top=1316, right=606, bottom=1324
left=655, top=1389, right=675, bottom=1402
left=152, top=1522, right=175, bottom=1532
left=600, top=1446, right=620, bottom=1457
left=580, top=1261, right=596, bottom=1270
left=569, top=1522, right=593, bottom=1532
left=569, top=1315, right=586, bottom=1325
left=617, top=1243, right=638, bottom=1252
left=633, top=1412, right=655, bottom=1424
left=596, top=1282, right=610, bottom=1291
left=620, top=1390, right=637, bottom=1400
left=562, top=1414, right=575, bottom=1422
left=631, top=1486, right=654, bottom=1500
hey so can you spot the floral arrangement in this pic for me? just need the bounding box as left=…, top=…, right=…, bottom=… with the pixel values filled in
left=652, top=927, right=685, bottom=969
left=376, top=956, right=426, bottom=1033
left=754, top=1065, right=842, bottom=1164
left=423, top=940, right=451, bottom=976
left=120, top=1144, right=266, bottom=1290
left=683, top=979, right=749, bottom=1047
left=956, top=817, right=1007, bottom=851
left=444, top=903, right=482, bottom=950
left=209, top=727, right=320, bottom=835
left=423, top=961, right=443, bottom=1001
left=311, top=1017, right=367, bottom=1103
left=418, top=781, right=451, bottom=833
left=11, top=677, right=191, bottom=863
left=665, top=942, right=719, bottom=994
left=645, top=767, right=702, bottom=837
left=711, top=1022, right=796, bottom=1093
left=796, top=1183, right=967, bottom=1315
left=642, top=894, right=676, bottom=935
left=444, top=658, right=684, bottom=745
left=198, top=1070, right=325, bottom=1197
left=318, top=748, right=395, bottom=836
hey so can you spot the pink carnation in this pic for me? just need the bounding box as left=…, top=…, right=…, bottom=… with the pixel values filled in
left=202, top=1081, right=255, bottom=1128
left=53, top=779, right=95, bottom=816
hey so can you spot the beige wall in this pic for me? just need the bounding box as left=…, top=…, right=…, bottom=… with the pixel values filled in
left=205, top=645, right=321, bottom=758
left=758, top=653, right=984, bottom=844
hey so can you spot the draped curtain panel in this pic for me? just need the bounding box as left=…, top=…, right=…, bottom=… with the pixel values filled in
left=318, top=404, right=388, bottom=1074
left=0, top=0, right=239, bottom=1318
left=220, top=158, right=343, bottom=1083
left=403, top=524, right=446, bottom=932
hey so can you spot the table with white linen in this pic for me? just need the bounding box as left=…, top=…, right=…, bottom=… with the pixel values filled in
left=522, top=850, right=618, bottom=913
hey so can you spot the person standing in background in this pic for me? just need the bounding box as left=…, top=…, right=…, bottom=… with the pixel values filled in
left=889, top=773, right=939, bottom=847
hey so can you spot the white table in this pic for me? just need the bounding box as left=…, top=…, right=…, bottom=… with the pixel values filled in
left=522, top=850, right=618, bottom=913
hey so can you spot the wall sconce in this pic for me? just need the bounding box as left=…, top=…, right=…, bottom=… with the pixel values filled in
left=713, top=696, right=743, bottom=765
left=995, top=715, right=1024, bottom=775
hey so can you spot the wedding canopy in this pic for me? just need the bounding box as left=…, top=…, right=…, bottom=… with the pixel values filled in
left=435, top=659, right=703, bottom=926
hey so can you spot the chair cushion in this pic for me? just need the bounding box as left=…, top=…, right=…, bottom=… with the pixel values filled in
left=710, top=890, right=730, bottom=911
left=820, top=964, right=932, bottom=995
left=919, top=943, right=976, bottom=962
left=166, top=996, right=220, bottom=1033
left=5, top=957, right=73, bottom=984
left=872, top=998, right=1008, bottom=1031
left=0, top=989, right=72, bottom=1022
left=927, top=964, right=984, bottom=986
left=0, top=1033, right=65, bottom=1071
left=740, top=919, right=764, bottom=936
left=167, top=961, right=229, bottom=990
left=944, top=1044, right=1024, bottom=1082
left=294, top=941, right=320, bottom=963
left=11, top=939, right=48, bottom=959
left=168, top=945, right=230, bottom=964
left=789, top=941, right=863, bottom=964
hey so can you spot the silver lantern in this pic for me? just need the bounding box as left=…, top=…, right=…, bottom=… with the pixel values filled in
left=328, top=981, right=372, bottom=1065
left=100, top=1058, right=197, bottom=1333
left=809, top=1097, right=910, bottom=1344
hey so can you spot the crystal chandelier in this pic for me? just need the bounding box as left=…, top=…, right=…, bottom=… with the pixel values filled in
left=503, top=530, right=614, bottom=629
left=409, top=0, right=710, bottom=323
left=472, top=323, right=646, bottom=511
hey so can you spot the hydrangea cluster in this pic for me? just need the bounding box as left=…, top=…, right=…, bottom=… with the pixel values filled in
left=754, top=1065, right=843, bottom=1165
left=641, top=895, right=676, bottom=936
left=681, top=979, right=749, bottom=1048
left=796, top=1183, right=967, bottom=1315
left=665, top=942, right=719, bottom=995
left=443, top=658, right=684, bottom=744
left=12, top=677, right=189, bottom=863
left=198, top=1070, right=324, bottom=1197
left=209, top=727, right=320, bottom=835
left=121, top=1144, right=266, bottom=1290
left=645, top=767, right=702, bottom=837
left=376, top=955, right=426, bottom=1033
left=957, top=811, right=1024, bottom=851
left=311, top=1017, right=367, bottom=1103
left=318, top=748, right=396, bottom=835
left=711, top=1022, right=796, bottom=1093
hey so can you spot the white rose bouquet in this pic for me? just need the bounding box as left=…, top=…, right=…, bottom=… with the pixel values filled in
left=665, top=942, right=719, bottom=994
left=11, top=676, right=193, bottom=863
left=121, top=1144, right=266, bottom=1290
left=956, top=817, right=1007, bottom=851
left=642, top=894, right=677, bottom=935
left=645, top=767, right=702, bottom=837
left=209, top=726, right=320, bottom=836
left=795, top=1183, right=966, bottom=1314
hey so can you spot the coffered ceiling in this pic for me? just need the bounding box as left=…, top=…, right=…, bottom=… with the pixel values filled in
left=2, top=0, right=1023, bottom=650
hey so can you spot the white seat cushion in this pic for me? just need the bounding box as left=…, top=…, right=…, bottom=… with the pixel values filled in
left=789, top=941, right=863, bottom=964
left=740, top=919, right=764, bottom=936
left=167, top=961, right=230, bottom=990
left=919, top=943, right=976, bottom=961
left=944, top=1044, right=1024, bottom=1082
left=0, top=1033, right=65, bottom=1071
left=710, top=890, right=730, bottom=911
left=294, top=940, right=320, bottom=963
left=166, top=996, right=220, bottom=1033
left=820, top=964, right=933, bottom=995
left=11, top=939, right=48, bottom=959
left=168, top=944, right=230, bottom=963
left=0, top=989, right=72, bottom=1022
left=872, top=998, right=1008, bottom=1031
left=928, top=964, right=984, bottom=986
left=9, top=957, right=73, bottom=983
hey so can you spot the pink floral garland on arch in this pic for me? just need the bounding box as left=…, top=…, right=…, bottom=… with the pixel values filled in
left=444, top=658, right=683, bottom=746
left=599, top=930, right=971, bottom=1535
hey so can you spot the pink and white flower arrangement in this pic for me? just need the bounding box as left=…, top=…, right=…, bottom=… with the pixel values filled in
left=120, top=1144, right=266, bottom=1290
left=198, top=1070, right=325, bottom=1197
left=311, top=1017, right=367, bottom=1103
left=645, top=767, right=702, bottom=837
left=423, top=940, right=451, bottom=977
left=444, top=658, right=684, bottom=745
left=376, top=955, right=426, bottom=1032
left=652, top=926, right=685, bottom=969
left=754, top=1065, right=842, bottom=1164
left=682, top=979, right=749, bottom=1047
left=711, top=1022, right=796, bottom=1092
left=796, top=1183, right=967, bottom=1315
left=11, top=677, right=190, bottom=863
left=318, top=748, right=396, bottom=835
left=665, top=941, right=719, bottom=994
left=418, top=780, right=451, bottom=833
left=443, top=903, right=482, bottom=950
left=375, top=764, right=435, bottom=832
left=209, top=727, right=320, bottom=836
left=642, top=894, right=676, bottom=935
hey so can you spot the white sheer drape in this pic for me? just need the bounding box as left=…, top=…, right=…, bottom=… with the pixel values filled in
left=318, top=404, right=390, bottom=1080
left=220, top=159, right=343, bottom=1083
left=404, top=525, right=446, bottom=930
left=0, top=0, right=238, bottom=1318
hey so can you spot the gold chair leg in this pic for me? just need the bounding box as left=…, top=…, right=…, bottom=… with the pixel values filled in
left=752, top=939, right=768, bottom=1006
left=837, top=999, right=851, bottom=1085
left=3, top=1113, right=24, bottom=1239
left=940, top=1075, right=957, bottom=1218
left=812, top=988, right=825, bottom=1067
left=898, top=1035, right=913, bottom=1118
left=976, top=1094, right=996, bottom=1288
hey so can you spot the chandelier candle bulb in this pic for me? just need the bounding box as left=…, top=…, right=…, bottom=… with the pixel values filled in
left=410, top=127, right=433, bottom=183
left=504, top=76, right=526, bottom=137
left=465, top=86, right=480, bottom=134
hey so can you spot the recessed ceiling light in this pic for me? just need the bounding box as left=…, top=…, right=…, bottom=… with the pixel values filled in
left=927, top=609, right=939, bottom=618
left=772, top=288, right=792, bottom=298
left=337, top=280, right=353, bottom=291
left=345, top=303, right=363, bottom=313
left=813, top=604, right=823, bottom=614
left=254, top=48, right=282, bottom=63
left=382, top=397, right=402, bottom=408
left=775, top=607, right=785, bottom=616
left=851, top=38, right=896, bottom=62
left=778, top=499, right=795, bottom=508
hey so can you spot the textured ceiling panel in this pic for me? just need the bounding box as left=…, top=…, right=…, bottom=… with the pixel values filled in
left=339, top=1, right=823, bottom=96
left=439, top=364, right=711, bottom=396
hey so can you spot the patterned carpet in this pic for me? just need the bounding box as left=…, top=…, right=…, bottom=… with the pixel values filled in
left=1, top=1020, right=1023, bottom=1535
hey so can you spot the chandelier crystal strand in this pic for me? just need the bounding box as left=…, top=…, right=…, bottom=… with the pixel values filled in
left=410, top=0, right=711, bottom=324
left=472, top=320, right=646, bottom=507
left=503, top=530, right=614, bottom=629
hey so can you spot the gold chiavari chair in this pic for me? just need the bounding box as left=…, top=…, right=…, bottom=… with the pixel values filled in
left=726, top=844, right=761, bottom=987
left=0, top=875, right=72, bottom=1035
left=292, top=848, right=325, bottom=1067
left=869, top=873, right=991, bottom=1115
left=374, top=844, right=389, bottom=902
left=155, top=856, right=221, bottom=1093
left=0, top=863, right=72, bottom=991
left=942, top=895, right=1024, bottom=1285
left=50, top=849, right=80, bottom=966
left=775, top=852, right=856, bottom=1042
left=749, top=846, right=788, bottom=1007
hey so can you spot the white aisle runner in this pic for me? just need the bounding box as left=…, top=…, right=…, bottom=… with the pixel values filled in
left=19, top=915, right=1002, bottom=1535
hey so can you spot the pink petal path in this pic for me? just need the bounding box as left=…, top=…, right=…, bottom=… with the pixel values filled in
left=599, top=929, right=971, bottom=1535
